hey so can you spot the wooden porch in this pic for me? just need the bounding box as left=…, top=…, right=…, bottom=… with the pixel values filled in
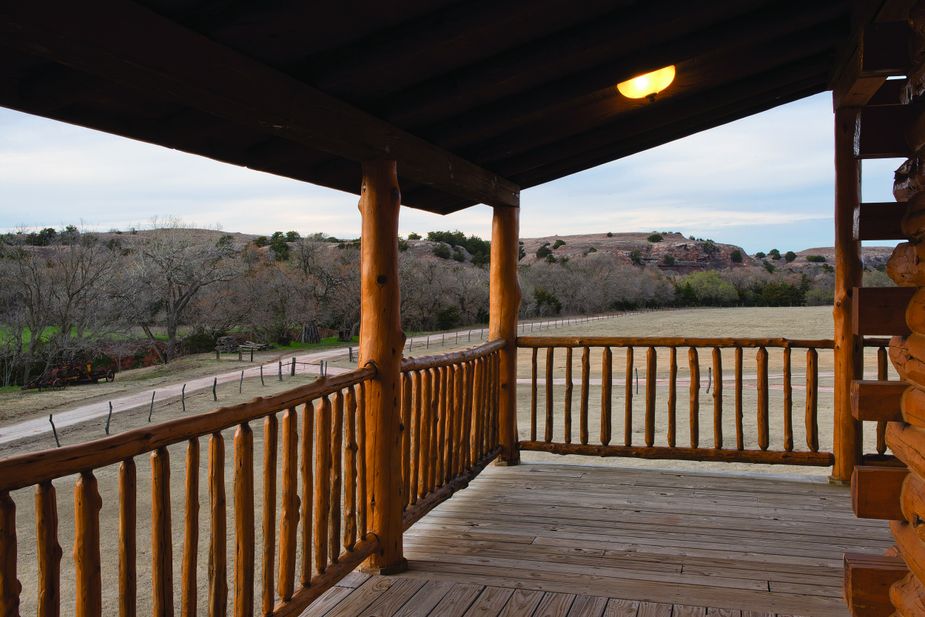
left=304, top=463, right=892, bottom=617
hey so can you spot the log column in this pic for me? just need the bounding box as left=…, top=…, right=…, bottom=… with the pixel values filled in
left=358, top=160, right=407, bottom=574
left=490, top=206, right=522, bottom=465
left=833, top=104, right=863, bottom=483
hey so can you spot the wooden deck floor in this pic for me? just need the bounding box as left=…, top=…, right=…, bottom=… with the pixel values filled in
left=302, top=463, right=892, bottom=617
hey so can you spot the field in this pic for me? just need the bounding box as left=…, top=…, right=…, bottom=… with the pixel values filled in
left=2, top=307, right=886, bottom=614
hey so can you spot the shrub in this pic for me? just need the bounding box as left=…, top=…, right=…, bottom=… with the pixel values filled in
left=533, top=288, right=562, bottom=315
left=768, top=248, right=781, bottom=260
left=452, top=246, right=465, bottom=262
left=730, top=250, right=742, bottom=263
left=397, top=238, right=409, bottom=252
left=433, top=243, right=451, bottom=259
left=544, top=253, right=557, bottom=264
left=647, top=233, right=663, bottom=243
left=270, top=237, right=290, bottom=260
left=784, top=251, right=797, bottom=263
left=254, top=236, right=269, bottom=247
left=663, top=255, right=676, bottom=266
left=806, top=255, right=826, bottom=263
left=755, top=251, right=766, bottom=259
left=435, top=305, right=461, bottom=329
left=407, top=232, right=421, bottom=240
left=518, top=242, right=526, bottom=260
left=675, top=271, right=738, bottom=306
left=606, top=232, right=614, bottom=237
left=701, top=239, right=718, bottom=255
left=552, top=239, right=566, bottom=249
left=763, top=261, right=775, bottom=273
left=285, top=230, right=300, bottom=242
left=536, top=244, right=552, bottom=259
left=586, top=246, right=598, bottom=254
left=629, top=249, right=643, bottom=266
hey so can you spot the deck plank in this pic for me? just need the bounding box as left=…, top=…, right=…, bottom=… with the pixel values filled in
left=302, top=463, right=891, bottom=617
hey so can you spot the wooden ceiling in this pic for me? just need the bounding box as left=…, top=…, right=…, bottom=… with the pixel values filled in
left=0, top=1, right=866, bottom=213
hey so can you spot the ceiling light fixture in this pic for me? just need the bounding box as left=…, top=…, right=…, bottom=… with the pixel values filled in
left=617, top=65, right=676, bottom=101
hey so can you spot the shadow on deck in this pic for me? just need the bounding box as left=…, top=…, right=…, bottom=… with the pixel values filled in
left=303, top=463, right=892, bottom=617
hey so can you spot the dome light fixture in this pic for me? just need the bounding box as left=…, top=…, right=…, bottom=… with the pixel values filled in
left=617, top=65, right=676, bottom=101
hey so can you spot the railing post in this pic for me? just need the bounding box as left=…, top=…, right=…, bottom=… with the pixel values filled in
left=490, top=205, right=522, bottom=465
left=832, top=102, right=863, bottom=482
left=357, top=160, right=407, bottom=573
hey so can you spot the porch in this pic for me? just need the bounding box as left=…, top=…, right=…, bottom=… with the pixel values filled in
left=305, top=463, right=891, bottom=617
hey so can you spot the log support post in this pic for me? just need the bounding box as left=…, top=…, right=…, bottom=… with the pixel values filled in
left=490, top=205, right=522, bottom=465
left=358, top=160, right=407, bottom=574
left=833, top=103, right=864, bottom=483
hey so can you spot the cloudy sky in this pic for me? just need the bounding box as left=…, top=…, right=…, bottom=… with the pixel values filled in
left=0, top=92, right=903, bottom=253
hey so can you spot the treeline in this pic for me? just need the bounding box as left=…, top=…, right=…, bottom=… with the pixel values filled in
left=0, top=224, right=875, bottom=385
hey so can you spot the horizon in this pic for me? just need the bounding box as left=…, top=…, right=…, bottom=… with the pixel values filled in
left=0, top=91, right=905, bottom=254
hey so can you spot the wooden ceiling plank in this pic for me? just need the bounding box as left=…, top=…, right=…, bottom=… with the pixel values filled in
left=0, top=0, right=519, bottom=208
left=461, top=22, right=843, bottom=166
left=419, top=0, right=845, bottom=152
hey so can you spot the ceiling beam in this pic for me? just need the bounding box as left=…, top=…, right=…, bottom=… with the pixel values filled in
left=0, top=0, right=520, bottom=209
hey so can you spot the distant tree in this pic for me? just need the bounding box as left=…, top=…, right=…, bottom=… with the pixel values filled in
left=730, top=250, right=743, bottom=263
left=285, top=230, right=300, bottom=242
left=407, top=232, right=421, bottom=240
left=784, top=251, right=797, bottom=263
left=629, top=249, right=643, bottom=266
left=606, top=232, right=614, bottom=237
left=676, top=271, right=738, bottom=306
left=647, top=233, right=663, bottom=243
left=433, top=243, right=451, bottom=259
left=755, top=251, right=766, bottom=259
left=763, top=261, right=776, bottom=273
left=806, top=255, right=826, bottom=263
left=768, top=248, right=781, bottom=260
left=518, top=241, right=526, bottom=261
left=663, top=255, right=676, bottom=266
left=536, top=244, right=552, bottom=259
left=254, top=236, right=269, bottom=247
left=552, top=239, right=566, bottom=249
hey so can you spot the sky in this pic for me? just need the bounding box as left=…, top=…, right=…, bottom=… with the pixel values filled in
left=0, top=92, right=904, bottom=253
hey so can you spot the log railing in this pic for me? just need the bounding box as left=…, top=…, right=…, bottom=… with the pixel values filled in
left=0, top=367, right=380, bottom=617
left=517, top=336, right=893, bottom=467
left=0, top=339, right=506, bottom=616
left=400, top=340, right=504, bottom=529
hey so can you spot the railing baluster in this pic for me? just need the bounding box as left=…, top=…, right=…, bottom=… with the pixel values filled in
left=462, top=361, right=474, bottom=471
left=601, top=347, right=612, bottom=446
left=151, top=447, right=173, bottom=616
left=329, top=393, right=343, bottom=564
left=278, top=407, right=299, bottom=602
left=735, top=346, right=743, bottom=450
left=262, top=414, right=278, bottom=615
left=299, top=403, right=313, bottom=588
left=119, top=459, right=137, bottom=617
left=344, top=389, right=358, bottom=551
left=806, top=348, right=819, bottom=452
left=356, top=384, right=367, bottom=541
left=756, top=347, right=769, bottom=451
left=75, top=471, right=102, bottom=617
left=668, top=347, right=677, bottom=448
left=472, top=358, right=484, bottom=460
left=624, top=347, right=634, bottom=447
left=419, top=370, right=433, bottom=498
left=580, top=347, right=590, bottom=445
left=182, top=439, right=200, bottom=617
left=783, top=348, right=793, bottom=452
left=688, top=347, right=700, bottom=449
left=436, top=366, right=448, bottom=486
left=530, top=348, right=538, bottom=442
left=644, top=347, right=656, bottom=448
left=877, top=346, right=888, bottom=455
left=209, top=434, right=227, bottom=617
left=401, top=373, right=412, bottom=509
left=564, top=348, right=573, bottom=444
left=409, top=374, right=421, bottom=505
left=0, top=491, right=18, bottom=617
left=545, top=347, right=555, bottom=443
left=712, top=347, right=722, bottom=450
left=314, top=398, right=331, bottom=574
left=234, top=422, right=255, bottom=617
left=447, top=365, right=460, bottom=479
left=36, top=480, right=61, bottom=617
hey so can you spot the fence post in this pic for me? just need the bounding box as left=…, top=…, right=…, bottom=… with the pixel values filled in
left=239, top=370, right=244, bottom=394
left=212, top=378, right=217, bottom=401
left=148, top=391, right=156, bottom=422
left=291, top=357, right=296, bottom=377
left=181, top=384, right=186, bottom=412
left=49, top=414, right=60, bottom=447
left=357, top=159, right=406, bottom=573
left=260, top=365, right=264, bottom=386
left=491, top=205, right=522, bottom=466
left=105, top=402, right=113, bottom=435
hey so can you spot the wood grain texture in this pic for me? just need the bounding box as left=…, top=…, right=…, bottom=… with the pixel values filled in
left=278, top=407, right=299, bottom=601
left=151, top=447, right=174, bottom=616
left=209, top=434, right=228, bottom=617
left=601, top=347, right=612, bottom=447
left=182, top=440, right=199, bottom=617
left=74, top=472, right=102, bottom=617
left=119, top=460, right=137, bottom=617
left=689, top=348, right=700, bottom=449
left=234, top=423, right=255, bottom=617
left=0, top=491, right=19, bottom=617
left=35, top=481, right=61, bottom=617
left=262, top=414, right=278, bottom=615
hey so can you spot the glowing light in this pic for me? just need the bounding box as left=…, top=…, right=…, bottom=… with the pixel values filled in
left=617, top=65, right=676, bottom=100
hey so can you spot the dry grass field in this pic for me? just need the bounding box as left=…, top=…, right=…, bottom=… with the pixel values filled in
left=5, top=307, right=887, bottom=614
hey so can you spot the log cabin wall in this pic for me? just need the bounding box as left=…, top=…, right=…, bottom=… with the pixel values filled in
left=843, top=3, right=925, bottom=615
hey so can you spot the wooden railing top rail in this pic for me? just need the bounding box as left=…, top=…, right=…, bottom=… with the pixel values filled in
left=517, top=336, right=837, bottom=349
left=0, top=366, right=375, bottom=492
left=400, top=338, right=504, bottom=372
